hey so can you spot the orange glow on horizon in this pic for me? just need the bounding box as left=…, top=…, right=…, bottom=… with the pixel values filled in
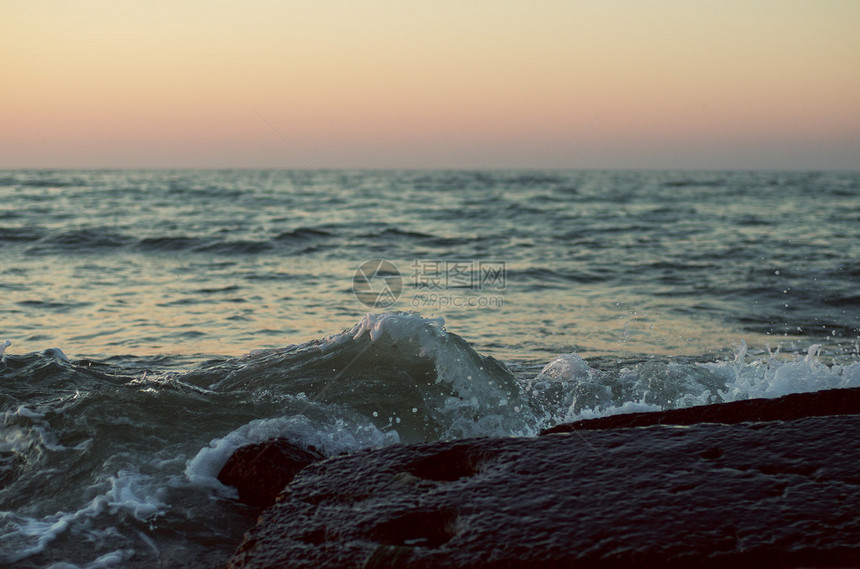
left=2, top=0, right=858, bottom=169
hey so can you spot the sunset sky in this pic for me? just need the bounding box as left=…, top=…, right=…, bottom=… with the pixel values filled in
left=2, top=1, right=858, bottom=170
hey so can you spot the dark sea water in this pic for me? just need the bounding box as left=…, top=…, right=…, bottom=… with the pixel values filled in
left=1, top=169, right=859, bottom=567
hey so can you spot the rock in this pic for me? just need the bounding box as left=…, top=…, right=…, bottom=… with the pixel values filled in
left=225, top=412, right=860, bottom=568
left=218, top=439, right=324, bottom=508
left=541, top=385, right=860, bottom=434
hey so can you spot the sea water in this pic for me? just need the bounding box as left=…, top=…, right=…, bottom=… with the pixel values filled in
left=1, top=170, right=858, bottom=567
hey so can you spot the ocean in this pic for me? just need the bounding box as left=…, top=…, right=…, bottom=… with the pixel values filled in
left=1, top=169, right=859, bottom=567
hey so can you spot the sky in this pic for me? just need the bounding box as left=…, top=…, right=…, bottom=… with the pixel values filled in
left=2, top=1, right=859, bottom=170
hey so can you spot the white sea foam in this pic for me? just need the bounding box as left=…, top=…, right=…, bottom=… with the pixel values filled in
left=532, top=345, right=860, bottom=424
left=572, top=400, right=663, bottom=421
left=185, top=411, right=399, bottom=493
left=536, top=353, right=594, bottom=382
left=45, top=549, right=134, bottom=569
left=13, top=405, right=44, bottom=419
left=702, top=351, right=860, bottom=401
left=0, top=405, right=91, bottom=460
left=323, top=311, right=446, bottom=351
left=103, top=470, right=166, bottom=519
left=0, top=468, right=164, bottom=565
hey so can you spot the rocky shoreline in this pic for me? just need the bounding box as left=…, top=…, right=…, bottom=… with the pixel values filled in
left=221, top=387, right=860, bottom=568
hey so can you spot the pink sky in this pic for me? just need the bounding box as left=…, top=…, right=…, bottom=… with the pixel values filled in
left=2, top=1, right=858, bottom=169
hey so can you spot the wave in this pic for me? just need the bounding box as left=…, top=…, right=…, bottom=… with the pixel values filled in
left=2, top=313, right=859, bottom=568
left=0, top=173, right=85, bottom=189
left=135, top=235, right=209, bottom=251
left=0, top=227, right=46, bottom=243
left=8, top=223, right=484, bottom=257
left=360, top=227, right=436, bottom=240
left=506, top=266, right=609, bottom=287
left=664, top=178, right=726, bottom=188
left=274, top=227, right=334, bottom=241
left=357, top=227, right=476, bottom=247
left=526, top=344, right=860, bottom=425
left=181, top=314, right=860, bottom=485
left=182, top=312, right=534, bottom=447
left=190, top=239, right=274, bottom=255
left=15, top=226, right=338, bottom=256
left=25, top=228, right=135, bottom=253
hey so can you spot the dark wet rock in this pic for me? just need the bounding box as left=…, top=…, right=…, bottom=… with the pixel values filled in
left=541, top=385, right=860, bottom=434
left=226, top=412, right=860, bottom=568
left=218, top=439, right=324, bottom=508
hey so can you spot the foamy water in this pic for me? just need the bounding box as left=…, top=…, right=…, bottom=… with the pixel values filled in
left=2, top=313, right=859, bottom=567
